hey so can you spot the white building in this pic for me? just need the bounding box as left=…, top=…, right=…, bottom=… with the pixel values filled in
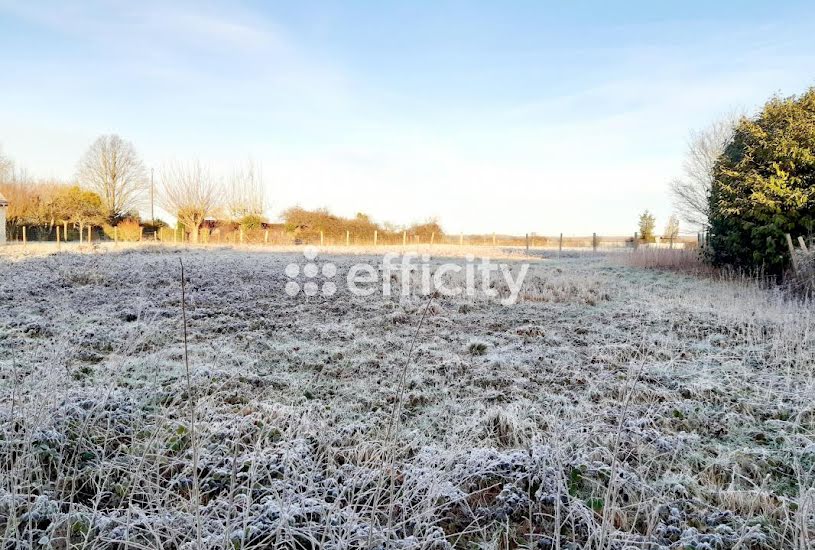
left=0, top=191, right=7, bottom=244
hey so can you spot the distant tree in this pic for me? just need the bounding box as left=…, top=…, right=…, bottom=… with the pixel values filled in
left=708, top=88, right=815, bottom=275
left=663, top=214, right=680, bottom=240
left=48, top=185, right=106, bottom=232
left=0, top=173, right=59, bottom=227
left=159, top=160, right=221, bottom=243
left=408, top=218, right=444, bottom=240
left=0, top=146, right=12, bottom=182
left=638, top=210, right=656, bottom=241
left=670, top=115, right=739, bottom=229
left=77, top=134, right=147, bottom=224
left=226, top=159, right=266, bottom=228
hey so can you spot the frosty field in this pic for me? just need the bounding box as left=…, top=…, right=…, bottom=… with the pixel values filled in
left=0, top=245, right=813, bottom=549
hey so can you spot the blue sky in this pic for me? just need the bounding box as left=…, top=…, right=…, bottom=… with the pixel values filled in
left=1, top=1, right=813, bottom=234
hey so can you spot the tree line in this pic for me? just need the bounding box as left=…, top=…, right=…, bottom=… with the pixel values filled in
left=671, top=87, right=815, bottom=276
left=0, top=137, right=444, bottom=244
left=0, top=135, right=266, bottom=242
left=281, top=207, right=443, bottom=243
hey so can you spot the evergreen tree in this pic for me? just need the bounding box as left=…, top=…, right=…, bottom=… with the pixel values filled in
left=708, top=88, right=815, bottom=274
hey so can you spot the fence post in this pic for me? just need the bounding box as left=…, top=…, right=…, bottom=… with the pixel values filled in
left=525, top=233, right=529, bottom=255
left=22, top=226, right=27, bottom=246
left=559, top=233, right=563, bottom=255
left=79, top=223, right=83, bottom=244
left=63, top=221, right=68, bottom=242
left=374, top=230, right=378, bottom=246
left=797, top=236, right=809, bottom=254
left=56, top=226, right=61, bottom=250
left=346, top=230, right=350, bottom=246
left=785, top=233, right=799, bottom=272
left=592, top=232, right=597, bottom=252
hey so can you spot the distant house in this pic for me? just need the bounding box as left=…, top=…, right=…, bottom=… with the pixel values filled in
left=0, top=191, right=7, bottom=244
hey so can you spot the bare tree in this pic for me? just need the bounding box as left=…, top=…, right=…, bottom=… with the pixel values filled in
left=669, top=115, right=740, bottom=229
left=159, top=160, right=221, bottom=243
left=0, top=146, right=12, bottom=182
left=77, top=134, right=147, bottom=223
left=663, top=214, right=680, bottom=240
left=226, top=159, right=266, bottom=222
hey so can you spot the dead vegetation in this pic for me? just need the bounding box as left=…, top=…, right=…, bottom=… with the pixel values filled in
left=0, top=247, right=813, bottom=549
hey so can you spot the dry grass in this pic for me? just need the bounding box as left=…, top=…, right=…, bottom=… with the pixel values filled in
left=619, top=246, right=714, bottom=274
left=0, top=247, right=813, bottom=549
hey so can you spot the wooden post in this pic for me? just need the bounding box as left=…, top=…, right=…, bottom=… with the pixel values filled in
left=63, top=221, right=68, bottom=242
left=22, top=226, right=27, bottom=245
left=79, top=223, right=83, bottom=244
left=346, top=230, right=350, bottom=246
left=56, top=226, right=61, bottom=250
left=525, top=233, right=529, bottom=255
left=88, top=226, right=92, bottom=243
left=592, top=232, right=597, bottom=252
left=634, top=232, right=639, bottom=250
left=559, top=233, right=563, bottom=255
left=797, top=236, right=809, bottom=254
left=374, top=230, right=378, bottom=246
left=785, top=233, right=799, bottom=272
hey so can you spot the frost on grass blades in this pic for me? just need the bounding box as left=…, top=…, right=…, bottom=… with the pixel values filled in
left=0, top=246, right=813, bottom=549
left=284, top=246, right=530, bottom=305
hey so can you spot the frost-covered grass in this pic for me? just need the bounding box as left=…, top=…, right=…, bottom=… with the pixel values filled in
left=0, top=245, right=813, bottom=549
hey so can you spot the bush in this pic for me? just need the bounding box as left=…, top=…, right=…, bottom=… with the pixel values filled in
left=104, top=218, right=142, bottom=241
left=239, top=213, right=265, bottom=231
left=708, top=88, right=815, bottom=275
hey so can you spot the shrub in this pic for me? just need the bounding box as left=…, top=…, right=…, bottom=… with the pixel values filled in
left=239, top=213, right=265, bottom=231
left=109, top=218, right=142, bottom=241
left=708, top=88, right=815, bottom=275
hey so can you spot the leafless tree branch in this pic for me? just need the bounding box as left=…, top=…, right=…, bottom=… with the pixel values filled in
left=76, top=134, right=147, bottom=223
left=670, top=115, right=740, bottom=229
left=159, top=160, right=221, bottom=243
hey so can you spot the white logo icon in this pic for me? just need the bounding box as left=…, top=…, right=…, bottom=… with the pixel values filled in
left=284, top=247, right=337, bottom=297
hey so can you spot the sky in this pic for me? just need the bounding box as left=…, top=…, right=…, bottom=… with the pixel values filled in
left=1, top=1, right=814, bottom=235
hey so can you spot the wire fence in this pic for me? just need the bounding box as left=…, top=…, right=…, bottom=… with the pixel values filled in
left=4, top=224, right=700, bottom=251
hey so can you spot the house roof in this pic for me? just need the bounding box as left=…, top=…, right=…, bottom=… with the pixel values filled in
left=0, top=191, right=7, bottom=207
